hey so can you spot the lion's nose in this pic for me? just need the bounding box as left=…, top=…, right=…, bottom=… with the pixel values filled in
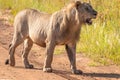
left=93, top=11, right=97, bottom=16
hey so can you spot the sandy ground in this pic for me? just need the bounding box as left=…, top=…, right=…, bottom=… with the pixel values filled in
left=0, top=10, right=120, bottom=80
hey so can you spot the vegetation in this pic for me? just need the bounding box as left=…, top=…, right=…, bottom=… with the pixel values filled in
left=0, top=0, right=120, bottom=65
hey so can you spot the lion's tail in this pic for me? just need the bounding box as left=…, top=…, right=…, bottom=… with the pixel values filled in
left=5, top=43, right=12, bottom=65
left=5, top=59, right=9, bottom=65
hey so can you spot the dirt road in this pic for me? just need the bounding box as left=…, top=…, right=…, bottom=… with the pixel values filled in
left=0, top=10, right=120, bottom=80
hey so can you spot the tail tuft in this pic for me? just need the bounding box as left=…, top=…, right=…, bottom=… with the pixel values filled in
left=5, top=59, right=9, bottom=65
left=9, top=43, right=12, bottom=48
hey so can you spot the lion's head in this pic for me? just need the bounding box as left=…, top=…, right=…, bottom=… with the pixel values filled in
left=66, top=0, right=97, bottom=25
left=76, top=0, right=97, bottom=25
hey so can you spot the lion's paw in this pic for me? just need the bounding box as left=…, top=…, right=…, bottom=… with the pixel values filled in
left=25, top=64, right=34, bottom=69
left=72, top=69, right=83, bottom=75
left=43, top=67, right=52, bottom=72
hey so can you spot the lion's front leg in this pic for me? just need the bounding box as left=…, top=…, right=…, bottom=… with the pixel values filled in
left=43, top=41, right=55, bottom=72
left=65, top=43, right=83, bottom=74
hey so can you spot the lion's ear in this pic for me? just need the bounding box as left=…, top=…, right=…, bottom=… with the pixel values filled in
left=75, top=0, right=82, bottom=9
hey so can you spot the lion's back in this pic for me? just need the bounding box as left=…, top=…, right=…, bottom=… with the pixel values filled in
left=14, top=8, right=51, bottom=26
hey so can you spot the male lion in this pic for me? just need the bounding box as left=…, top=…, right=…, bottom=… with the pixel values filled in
left=5, top=0, right=97, bottom=74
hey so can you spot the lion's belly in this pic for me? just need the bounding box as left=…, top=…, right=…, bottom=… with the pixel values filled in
left=56, top=33, right=79, bottom=45
left=29, top=29, right=47, bottom=47
left=31, top=36, right=46, bottom=47
left=56, top=37, right=73, bottom=45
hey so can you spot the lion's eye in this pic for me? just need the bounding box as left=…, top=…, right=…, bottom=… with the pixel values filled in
left=85, top=7, right=89, bottom=11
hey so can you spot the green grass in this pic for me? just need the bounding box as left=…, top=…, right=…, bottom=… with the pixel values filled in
left=77, top=0, right=120, bottom=65
left=0, top=0, right=68, bottom=15
left=0, top=0, right=120, bottom=65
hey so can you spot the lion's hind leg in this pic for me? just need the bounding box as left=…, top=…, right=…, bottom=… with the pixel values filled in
left=22, top=38, right=33, bottom=69
left=7, top=33, right=24, bottom=66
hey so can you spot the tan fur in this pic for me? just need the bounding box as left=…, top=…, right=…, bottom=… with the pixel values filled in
left=6, top=1, right=97, bottom=74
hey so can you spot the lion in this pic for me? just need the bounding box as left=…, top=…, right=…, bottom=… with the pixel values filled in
left=5, top=0, right=97, bottom=74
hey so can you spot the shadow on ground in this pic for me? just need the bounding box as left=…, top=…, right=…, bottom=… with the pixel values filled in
left=7, top=64, right=120, bottom=80
left=54, top=69, right=120, bottom=79
left=53, top=69, right=80, bottom=80
left=83, top=72, right=120, bottom=79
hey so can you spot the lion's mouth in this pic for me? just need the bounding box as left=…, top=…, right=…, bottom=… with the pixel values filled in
left=86, top=18, right=92, bottom=25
